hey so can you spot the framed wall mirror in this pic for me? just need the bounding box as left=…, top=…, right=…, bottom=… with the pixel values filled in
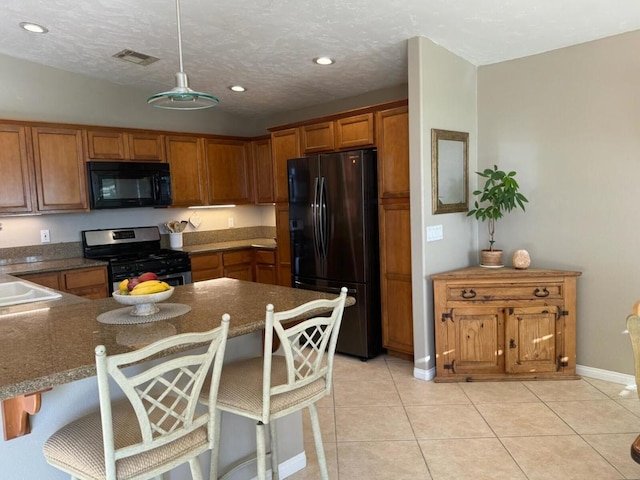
left=431, top=129, right=469, bottom=214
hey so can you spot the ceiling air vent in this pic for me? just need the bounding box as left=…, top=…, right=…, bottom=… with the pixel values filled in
left=112, top=49, right=159, bottom=66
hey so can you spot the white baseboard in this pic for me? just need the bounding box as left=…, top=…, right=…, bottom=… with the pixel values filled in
left=279, top=451, right=307, bottom=479
left=249, top=451, right=306, bottom=480
left=413, top=366, right=435, bottom=381
left=411, top=364, right=635, bottom=387
left=576, top=363, right=635, bottom=387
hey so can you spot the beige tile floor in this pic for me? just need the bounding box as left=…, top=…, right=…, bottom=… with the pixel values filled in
left=288, top=353, right=640, bottom=480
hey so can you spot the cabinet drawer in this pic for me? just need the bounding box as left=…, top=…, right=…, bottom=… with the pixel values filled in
left=190, top=253, right=221, bottom=271
left=223, top=250, right=253, bottom=266
left=446, top=283, right=563, bottom=301
left=254, top=250, right=276, bottom=264
left=62, top=267, right=108, bottom=290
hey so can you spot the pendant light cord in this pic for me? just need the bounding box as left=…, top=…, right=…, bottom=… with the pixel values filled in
left=175, top=0, right=184, bottom=73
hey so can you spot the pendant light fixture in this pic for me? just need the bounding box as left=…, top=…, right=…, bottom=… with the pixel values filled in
left=147, top=0, right=218, bottom=110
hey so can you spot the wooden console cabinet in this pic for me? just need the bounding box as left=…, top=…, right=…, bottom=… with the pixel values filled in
left=431, top=266, right=581, bottom=382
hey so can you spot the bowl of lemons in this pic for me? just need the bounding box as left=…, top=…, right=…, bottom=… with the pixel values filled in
left=112, top=272, right=174, bottom=316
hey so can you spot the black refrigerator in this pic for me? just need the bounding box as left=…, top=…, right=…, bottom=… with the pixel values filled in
left=288, top=148, right=382, bottom=359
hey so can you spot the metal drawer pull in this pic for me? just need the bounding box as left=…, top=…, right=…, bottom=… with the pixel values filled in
left=534, top=287, right=550, bottom=297
left=461, top=289, right=476, bottom=299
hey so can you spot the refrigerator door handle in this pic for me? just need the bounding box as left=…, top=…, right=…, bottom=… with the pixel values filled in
left=293, top=279, right=357, bottom=296
left=312, top=176, right=322, bottom=259
left=319, top=176, right=328, bottom=258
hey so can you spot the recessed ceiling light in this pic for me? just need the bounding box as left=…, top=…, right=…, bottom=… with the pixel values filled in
left=229, top=85, right=246, bottom=92
left=313, top=56, right=335, bottom=66
left=19, top=22, right=48, bottom=34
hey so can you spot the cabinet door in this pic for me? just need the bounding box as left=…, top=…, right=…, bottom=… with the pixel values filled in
left=205, top=139, right=253, bottom=204
left=379, top=201, right=413, bottom=356
left=447, top=307, right=505, bottom=375
left=0, top=124, right=34, bottom=214
left=275, top=204, right=291, bottom=287
left=127, top=133, right=165, bottom=162
left=223, top=249, right=254, bottom=281
left=254, top=249, right=277, bottom=285
left=336, top=113, right=374, bottom=149
left=31, top=126, right=88, bottom=212
left=85, top=130, right=128, bottom=160
left=190, top=252, right=223, bottom=282
left=376, top=106, right=409, bottom=198
left=505, top=306, right=561, bottom=374
left=166, top=136, right=207, bottom=207
left=61, top=266, right=109, bottom=299
left=252, top=138, right=275, bottom=204
left=18, top=272, right=60, bottom=290
left=271, top=128, right=300, bottom=203
left=301, top=122, right=335, bottom=154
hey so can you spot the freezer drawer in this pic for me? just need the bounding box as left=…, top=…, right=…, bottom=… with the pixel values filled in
left=293, top=277, right=381, bottom=359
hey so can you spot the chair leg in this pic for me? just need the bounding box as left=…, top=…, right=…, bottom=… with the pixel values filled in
left=210, top=408, right=223, bottom=480
left=188, top=457, right=203, bottom=480
left=256, top=421, right=267, bottom=480
left=269, top=420, right=279, bottom=480
left=308, top=403, right=329, bottom=480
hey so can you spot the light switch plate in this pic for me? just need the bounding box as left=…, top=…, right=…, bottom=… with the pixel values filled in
left=40, top=229, right=51, bottom=243
left=426, top=224, right=443, bottom=242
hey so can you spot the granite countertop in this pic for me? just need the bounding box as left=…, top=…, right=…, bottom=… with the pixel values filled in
left=0, top=257, right=107, bottom=276
left=181, top=238, right=277, bottom=254
left=0, top=276, right=352, bottom=400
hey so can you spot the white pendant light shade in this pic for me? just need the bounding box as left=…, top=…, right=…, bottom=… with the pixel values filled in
left=148, top=72, right=218, bottom=109
left=148, top=0, right=218, bottom=110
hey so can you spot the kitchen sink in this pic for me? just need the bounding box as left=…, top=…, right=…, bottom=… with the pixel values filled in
left=0, top=281, right=62, bottom=307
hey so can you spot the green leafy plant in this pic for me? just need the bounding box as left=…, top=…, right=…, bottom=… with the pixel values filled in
left=467, top=165, right=528, bottom=251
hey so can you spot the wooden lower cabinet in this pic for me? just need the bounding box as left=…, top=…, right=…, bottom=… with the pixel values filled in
left=254, top=249, right=277, bottom=285
left=379, top=201, right=413, bottom=357
left=190, top=248, right=277, bottom=284
left=222, top=250, right=254, bottom=281
left=190, top=252, right=223, bottom=282
left=19, top=266, right=109, bottom=300
left=431, top=267, right=581, bottom=382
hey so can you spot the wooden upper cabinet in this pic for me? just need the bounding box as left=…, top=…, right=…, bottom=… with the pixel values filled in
left=205, top=139, right=253, bottom=204
left=376, top=106, right=409, bottom=199
left=85, top=129, right=164, bottom=162
left=31, top=126, right=88, bottom=212
left=301, top=122, right=335, bottom=154
left=252, top=138, right=275, bottom=204
left=0, top=124, right=34, bottom=214
left=336, top=113, right=374, bottom=150
left=271, top=128, right=300, bottom=203
left=165, top=135, right=207, bottom=207
left=85, top=130, right=128, bottom=160
left=128, top=132, right=165, bottom=162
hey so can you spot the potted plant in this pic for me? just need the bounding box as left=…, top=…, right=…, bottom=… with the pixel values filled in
left=467, top=165, right=528, bottom=267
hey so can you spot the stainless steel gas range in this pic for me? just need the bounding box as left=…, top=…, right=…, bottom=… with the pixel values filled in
left=81, top=226, right=192, bottom=293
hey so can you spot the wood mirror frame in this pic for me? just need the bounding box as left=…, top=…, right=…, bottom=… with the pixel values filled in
left=431, top=129, right=469, bottom=214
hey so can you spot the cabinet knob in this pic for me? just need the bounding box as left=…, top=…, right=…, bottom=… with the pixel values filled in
left=534, top=287, right=550, bottom=297
left=461, top=289, right=476, bottom=299
left=509, top=339, right=517, bottom=349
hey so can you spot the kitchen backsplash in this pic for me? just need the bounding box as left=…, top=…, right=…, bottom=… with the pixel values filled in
left=0, top=226, right=276, bottom=263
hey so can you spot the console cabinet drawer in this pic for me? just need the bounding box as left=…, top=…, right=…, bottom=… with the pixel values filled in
left=446, top=283, right=563, bottom=302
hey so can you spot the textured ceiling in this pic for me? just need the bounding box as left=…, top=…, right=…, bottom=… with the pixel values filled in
left=2, top=0, right=640, bottom=117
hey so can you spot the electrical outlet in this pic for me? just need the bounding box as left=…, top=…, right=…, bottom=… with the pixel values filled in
left=40, top=229, right=51, bottom=243
left=227, top=217, right=235, bottom=228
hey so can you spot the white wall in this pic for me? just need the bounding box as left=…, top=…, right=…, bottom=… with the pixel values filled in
left=0, top=206, right=275, bottom=248
left=408, top=37, right=478, bottom=376
left=478, top=30, right=640, bottom=375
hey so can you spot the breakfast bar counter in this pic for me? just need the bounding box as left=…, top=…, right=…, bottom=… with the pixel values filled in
left=0, top=276, right=351, bottom=479
left=0, top=276, right=349, bottom=401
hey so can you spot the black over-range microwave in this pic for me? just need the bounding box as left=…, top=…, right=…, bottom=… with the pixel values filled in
left=87, top=161, right=172, bottom=209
